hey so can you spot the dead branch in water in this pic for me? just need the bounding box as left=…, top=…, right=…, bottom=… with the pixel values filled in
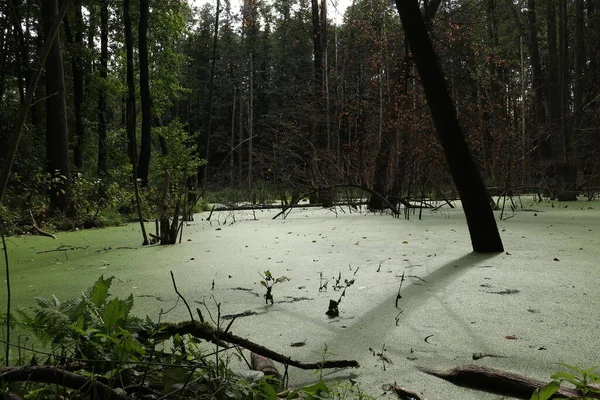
left=418, top=364, right=600, bottom=399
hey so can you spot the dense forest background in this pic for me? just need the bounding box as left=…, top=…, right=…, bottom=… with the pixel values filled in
left=1, top=0, right=599, bottom=236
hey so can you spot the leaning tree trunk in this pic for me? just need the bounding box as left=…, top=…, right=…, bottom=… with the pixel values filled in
left=394, top=0, right=504, bottom=253
left=41, top=0, right=73, bottom=216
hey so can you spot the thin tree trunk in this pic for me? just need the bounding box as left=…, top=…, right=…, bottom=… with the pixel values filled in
left=202, top=0, right=221, bottom=186
left=248, top=52, right=254, bottom=194
left=321, top=0, right=329, bottom=150
left=41, top=0, right=72, bottom=215
left=63, top=0, right=85, bottom=170
left=394, top=0, right=504, bottom=252
left=8, top=0, right=27, bottom=103
left=558, top=0, right=575, bottom=200
left=0, top=18, right=7, bottom=103
left=97, top=0, right=108, bottom=176
left=525, top=0, right=550, bottom=161
left=124, top=0, right=149, bottom=245
left=230, top=88, right=236, bottom=185
left=238, top=81, right=244, bottom=186
left=137, top=0, right=152, bottom=186
left=573, top=0, right=584, bottom=182
left=0, top=22, right=7, bottom=104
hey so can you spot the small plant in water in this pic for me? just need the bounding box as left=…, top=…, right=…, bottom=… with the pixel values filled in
left=325, top=267, right=358, bottom=317
left=259, top=270, right=290, bottom=305
left=532, top=364, right=600, bottom=400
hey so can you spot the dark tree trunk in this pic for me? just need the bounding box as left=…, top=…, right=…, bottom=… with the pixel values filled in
left=525, top=0, right=550, bottom=161
left=573, top=0, right=584, bottom=195
left=63, top=0, right=85, bottom=170
left=394, top=0, right=504, bottom=253
left=557, top=0, right=576, bottom=200
left=368, top=127, right=392, bottom=210
left=41, top=0, right=72, bottom=215
left=0, top=20, right=6, bottom=103
left=124, top=0, right=149, bottom=245
left=97, top=0, right=108, bottom=175
left=311, top=0, right=322, bottom=91
left=8, top=0, right=27, bottom=103
left=137, top=0, right=151, bottom=186
left=308, top=0, right=322, bottom=204
left=124, top=0, right=136, bottom=166
left=201, top=0, right=221, bottom=187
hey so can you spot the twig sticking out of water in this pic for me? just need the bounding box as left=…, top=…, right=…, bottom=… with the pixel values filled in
left=170, top=271, right=195, bottom=323
left=395, top=272, right=405, bottom=308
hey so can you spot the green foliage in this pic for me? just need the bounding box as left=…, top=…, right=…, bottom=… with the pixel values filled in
left=8, top=276, right=285, bottom=399
left=287, top=379, right=377, bottom=400
left=533, top=364, right=600, bottom=400
left=17, top=275, right=146, bottom=364
left=259, top=270, right=290, bottom=305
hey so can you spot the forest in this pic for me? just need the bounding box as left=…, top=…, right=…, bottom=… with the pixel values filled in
left=1, top=0, right=599, bottom=238
left=1, top=0, right=600, bottom=399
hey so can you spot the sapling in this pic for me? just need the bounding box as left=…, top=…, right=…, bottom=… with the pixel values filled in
left=259, top=270, right=289, bottom=305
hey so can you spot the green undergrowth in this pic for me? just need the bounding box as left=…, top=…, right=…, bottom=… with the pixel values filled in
left=0, top=276, right=370, bottom=399
left=533, top=364, right=600, bottom=400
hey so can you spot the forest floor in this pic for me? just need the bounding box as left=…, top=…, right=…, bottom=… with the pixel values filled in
left=2, top=197, right=600, bottom=399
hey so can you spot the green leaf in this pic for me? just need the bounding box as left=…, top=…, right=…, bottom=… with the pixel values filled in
left=90, top=276, right=114, bottom=308
left=102, top=298, right=123, bottom=332
left=551, top=372, right=580, bottom=386
left=288, top=380, right=330, bottom=400
left=258, top=380, right=278, bottom=400
left=531, top=380, right=560, bottom=400
left=122, top=294, right=134, bottom=318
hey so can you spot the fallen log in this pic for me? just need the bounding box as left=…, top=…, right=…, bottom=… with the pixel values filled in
left=418, top=364, right=599, bottom=399
left=272, top=184, right=399, bottom=219
left=0, top=365, right=131, bottom=400
left=251, top=352, right=281, bottom=378
left=146, top=321, right=359, bottom=371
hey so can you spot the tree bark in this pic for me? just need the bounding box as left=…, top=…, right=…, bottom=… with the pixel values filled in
left=63, top=0, right=85, bottom=170
left=545, top=0, right=562, bottom=199
left=41, top=0, right=72, bottom=215
left=524, top=0, right=550, bottom=163
left=248, top=52, right=254, bottom=194
left=557, top=0, right=576, bottom=200
left=573, top=0, right=584, bottom=194
left=0, top=19, right=7, bottom=104
left=124, top=0, right=136, bottom=166
left=97, top=0, right=108, bottom=176
left=124, top=0, right=149, bottom=245
left=201, top=0, right=221, bottom=187
left=394, top=0, right=504, bottom=252
left=137, top=0, right=152, bottom=186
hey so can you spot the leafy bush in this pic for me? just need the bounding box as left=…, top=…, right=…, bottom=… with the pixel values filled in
left=8, top=276, right=277, bottom=399
left=17, top=275, right=147, bottom=365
